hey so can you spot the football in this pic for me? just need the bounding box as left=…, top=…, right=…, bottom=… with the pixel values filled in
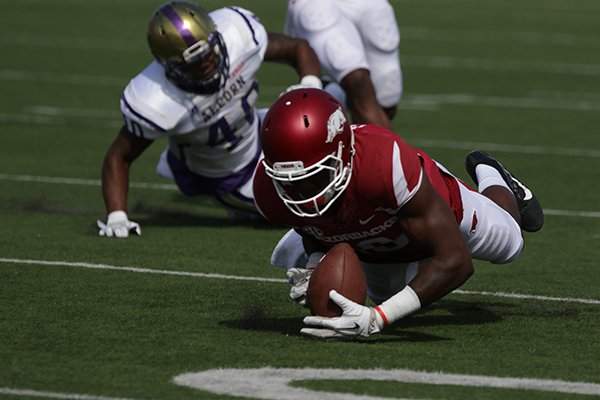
left=306, top=243, right=367, bottom=317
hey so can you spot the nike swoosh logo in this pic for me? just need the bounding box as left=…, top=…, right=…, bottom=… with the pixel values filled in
left=359, top=215, right=375, bottom=225
left=514, top=177, right=533, bottom=200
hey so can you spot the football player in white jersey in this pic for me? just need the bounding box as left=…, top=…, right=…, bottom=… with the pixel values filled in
left=97, top=1, right=322, bottom=238
left=253, top=89, right=544, bottom=339
left=284, top=0, right=402, bottom=130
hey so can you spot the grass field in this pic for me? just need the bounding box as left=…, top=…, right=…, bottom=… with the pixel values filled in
left=1, top=0, right=600, bottom=399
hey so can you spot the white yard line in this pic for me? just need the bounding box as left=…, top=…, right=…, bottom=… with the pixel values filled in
left=1, top=257, right=598, bottom=305
left=0, top=173, right=177, bottom=191
left=402, top=27, right=600, bottom=48
left=0, top=388, right=139, bottom=400
left=1, top=172, right=598, bottom=219
left=409, top=138, right=600, bottom=158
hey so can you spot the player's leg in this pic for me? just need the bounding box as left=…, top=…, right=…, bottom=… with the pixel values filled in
left=458, top=183, right=525, bottom=264
left=465, top=150, right=544, bottom=232
left=285, top=0, right=391, bottom=128
left=350, top=0, right=402, bottom=120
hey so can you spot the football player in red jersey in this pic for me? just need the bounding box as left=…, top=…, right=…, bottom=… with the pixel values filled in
left=253, top=88, right=544, bottom=339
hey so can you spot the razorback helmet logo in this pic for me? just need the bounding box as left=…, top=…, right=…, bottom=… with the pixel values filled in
left=326, top=108, right=347, bottom=143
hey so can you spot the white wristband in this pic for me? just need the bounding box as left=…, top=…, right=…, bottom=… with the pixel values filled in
left=305, top=251, right=325, bottom=269
left=300, top=75, right=323, bottom=89
left=374, top=286, right=421, bottom=326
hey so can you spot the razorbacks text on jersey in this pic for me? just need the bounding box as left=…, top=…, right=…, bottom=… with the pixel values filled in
left=254, top=125, right=464, bottom=263
left=120, top=7, right=267, bottom=178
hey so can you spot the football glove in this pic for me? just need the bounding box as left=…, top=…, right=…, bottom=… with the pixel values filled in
left=282, top=75, right=322, bottom=95
left=286, top=267, right=313, bottom=307
left=97, top=211, right=141, bottom=238
left=301, top=290, right=384, bottom=339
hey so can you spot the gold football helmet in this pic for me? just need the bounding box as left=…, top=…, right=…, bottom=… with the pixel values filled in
left=147, top=1, right=229, bottom=94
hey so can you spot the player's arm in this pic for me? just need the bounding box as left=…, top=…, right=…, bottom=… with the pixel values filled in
left=264, top=32, right=322, bottom=89
left=101, top=125, right=153, bottom=213
left=340, top=69, right=393, bottom=130
left=397, top=173, right=474, bottom=306
left=285, top=231, right=329, bottom=306
left=301, top=174, right=473, bottom=338
left=97, top=126, right=153, bottom=238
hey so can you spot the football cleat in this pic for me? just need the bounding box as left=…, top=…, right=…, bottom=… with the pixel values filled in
left=465, top=150, right=543, bottom=232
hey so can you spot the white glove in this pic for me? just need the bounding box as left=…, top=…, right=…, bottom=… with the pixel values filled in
left=286, top=267, right=313, bottom=307
left=301, top=290, right=384, bottom=339
left=282, top=75, right=323, bottom=95
left=97, top=210, right=141, bottom=238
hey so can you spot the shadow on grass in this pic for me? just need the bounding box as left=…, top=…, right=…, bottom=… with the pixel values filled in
left=132, top=200, right=277, bottom=229
left=220, top=299, right=507, bottom=343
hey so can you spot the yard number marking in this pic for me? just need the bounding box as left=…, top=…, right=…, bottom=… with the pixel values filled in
left=173, top=367, right=600, bottom=399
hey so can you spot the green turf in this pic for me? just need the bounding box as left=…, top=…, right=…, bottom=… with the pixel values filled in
left=1, top=0, right=599, bottom=399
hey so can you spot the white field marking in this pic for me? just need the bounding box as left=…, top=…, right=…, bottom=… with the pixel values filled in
left=404, top=55, right=600, bottom=76
left=0, top=173, right=177, bottom=191
left=1, top=258, right=599, bottom=305
left=544, top=209, right=600, bottom=218
left=0, top=258, right=286, bottom=284
left=173, top=367, right=600, bottom=399
left=401, top=93, right=600, bottom=112
left=0, top=69, right=124, bottom=87
left=1, top=173, right=599, bottom=220
left=25, top=105, right=119, bottom=119
left=403, top=27, right=600, bottom=49
left=1, top=51, right=599, bottom=89
left=0, top=33, right=142, bottom=51
left=0, top=112, right=121, bottom=128
left=409, top=138, right=600, bottom=159
left=0, top=387, right=140, bottom=400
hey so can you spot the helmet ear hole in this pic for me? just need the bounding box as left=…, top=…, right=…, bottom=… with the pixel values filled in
left=303, top=115, right=310, bottom=128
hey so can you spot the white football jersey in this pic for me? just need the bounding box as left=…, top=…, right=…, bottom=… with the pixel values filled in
left=120, top=7, right=267, bottom=178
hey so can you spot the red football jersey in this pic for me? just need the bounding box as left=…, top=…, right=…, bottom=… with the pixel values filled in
left=254, top=125, right=463, bottom=263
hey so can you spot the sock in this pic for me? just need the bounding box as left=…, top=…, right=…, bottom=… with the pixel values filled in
left=476, top=164, right=509, bottom=193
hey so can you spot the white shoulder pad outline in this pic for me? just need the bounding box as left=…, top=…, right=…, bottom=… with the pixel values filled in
left=121, top=61, right=189, bottom=132
left=211, top=7, right=268, bottom=61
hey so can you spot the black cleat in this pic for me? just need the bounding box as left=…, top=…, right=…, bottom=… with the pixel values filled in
left=465, top=150, right=544, bottom=232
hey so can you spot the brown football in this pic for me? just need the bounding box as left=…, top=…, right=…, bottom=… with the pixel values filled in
left=306, top=243, right=367, bottom=317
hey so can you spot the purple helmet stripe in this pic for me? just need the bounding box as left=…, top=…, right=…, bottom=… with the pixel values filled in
left=162, top=5, right=197, bottom=47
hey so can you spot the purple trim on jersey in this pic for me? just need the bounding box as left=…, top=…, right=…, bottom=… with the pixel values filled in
left=121, top=96, right=166, bottom=132
left=166, top=140, right=262, bottom=197
left=227, top=7, right=259, bottom=46
left=163, top=5, right=197, bottom=46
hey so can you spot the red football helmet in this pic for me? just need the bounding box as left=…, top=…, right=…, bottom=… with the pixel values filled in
left=261, top=88, right=355, bottom=217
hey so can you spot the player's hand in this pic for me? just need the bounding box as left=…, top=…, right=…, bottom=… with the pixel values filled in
left=286, top=267, right=313, bottom=307
left=301, top=290, right=383, bottom=339
left=97, top=211, right=141, bottom=238
left=282, top=75, right=322, bottom=95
